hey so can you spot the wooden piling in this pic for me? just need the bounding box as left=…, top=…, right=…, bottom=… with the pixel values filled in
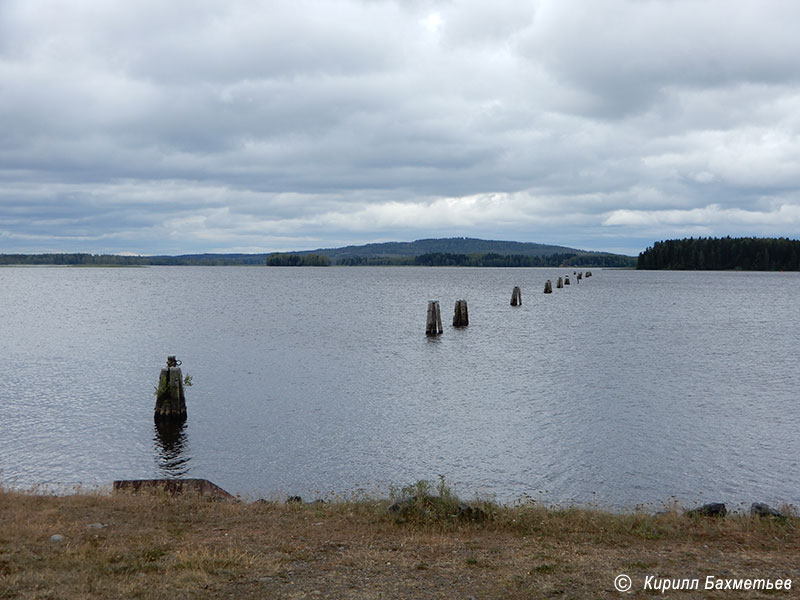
left=426, top=301, right=443, bottom=336
left=510, top=286, right=522, bottom=306
left=557, top=276, right=563, bottom=289
left=577, top=272, right=583, bottom=281
left=452, top=300, right=469, bottom=327
left=586, top=271, right=592, bottom=278
left=544, top=280, right=553, bottom=294
left=154, top=356, right=186, bottom=421
left=564, top=276, right=570, bottom=285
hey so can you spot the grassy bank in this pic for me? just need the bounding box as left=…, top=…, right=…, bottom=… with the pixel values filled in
left=1, top=486, right=798, bottom=599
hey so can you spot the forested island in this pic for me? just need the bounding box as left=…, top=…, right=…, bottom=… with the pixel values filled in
left=637, top=237, right=800, bottom=270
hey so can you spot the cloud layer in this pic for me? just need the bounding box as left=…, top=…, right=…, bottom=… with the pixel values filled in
left=2, top=0, right=799, bottom=255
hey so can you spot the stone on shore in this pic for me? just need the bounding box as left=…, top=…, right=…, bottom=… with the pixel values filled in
left=686, top=502, right=727, bottom=518
left=750, top=502, right=785, bottom=518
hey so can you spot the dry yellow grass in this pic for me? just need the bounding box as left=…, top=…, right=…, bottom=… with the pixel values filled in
left=0, top=488, right=797, bottom=599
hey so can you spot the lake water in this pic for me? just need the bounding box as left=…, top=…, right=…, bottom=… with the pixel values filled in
left=1, top=266, right=798, bottom=510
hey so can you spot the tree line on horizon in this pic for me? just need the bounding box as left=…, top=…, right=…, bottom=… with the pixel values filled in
left=265, top=253, right=331, bottom=266
left=0, top=250, right=635, bottom=268
left=637, top=237, right=800, bottom=270
left=333, top=251, right=634, bottom=267
left=0, top=253, right=261, bottom=266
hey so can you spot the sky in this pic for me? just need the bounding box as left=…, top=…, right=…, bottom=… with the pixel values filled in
left=1, top=0, right=799, bottom=256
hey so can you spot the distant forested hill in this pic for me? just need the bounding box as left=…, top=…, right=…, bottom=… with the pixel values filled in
left=637, top=237, right=800, bottom=270
left=303, top=237, right=584, bottom=260
left=273, top=237, right=634, bottom=267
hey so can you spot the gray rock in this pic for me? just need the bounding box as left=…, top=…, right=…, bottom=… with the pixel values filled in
left=686, top=502, right=727, bottom=518
left=750, top=502, right=785, bottom=518
left=49, top=534, right=65, bottom=543
left=87, top=523, right=106, bottom=529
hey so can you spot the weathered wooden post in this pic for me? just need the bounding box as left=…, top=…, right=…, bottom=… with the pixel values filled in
left=154, top=356, right=186, bottom=421
left=564, top=276, right=570, bottom=285
left=556, top=276, right=563, bottom=289
left=544, top=280, right=553, bottom=294
left=577, top=272, right=583, bottom=281
left=426, top=301, right=443, bottom=336
left=510, top=286, right=522, bottom=306
left=452, top=300, right=469, bottom=327
left=586, top=271, right=592, bottom=278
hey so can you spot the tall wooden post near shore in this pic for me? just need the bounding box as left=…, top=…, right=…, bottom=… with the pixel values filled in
left=510, top=286, right=522, bottom=306
left=452, top=300, right=469, bottom=327
left=544, top=280, right=553, bottom=294
left=557, top=276, right=563, bottom=289
left=426, top=301, right=443, bottom=336
left=154, top=356, right=186, bottom=421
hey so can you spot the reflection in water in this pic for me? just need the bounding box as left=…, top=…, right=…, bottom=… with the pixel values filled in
left=154, top=420, right=190, bottom=477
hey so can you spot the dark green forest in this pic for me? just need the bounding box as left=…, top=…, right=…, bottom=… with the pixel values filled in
left=407, top=252, right=634, bottom=267
left=265, top=253, right=331, bottom=266
left=334, top=251, right=633, bottom=267
left=637, top=237, right=800, bottom=270
left=0, top=253, right=266, bottom=266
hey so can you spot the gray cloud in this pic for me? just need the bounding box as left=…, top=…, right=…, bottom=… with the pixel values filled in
left=1, top=0, right=799, bottom=255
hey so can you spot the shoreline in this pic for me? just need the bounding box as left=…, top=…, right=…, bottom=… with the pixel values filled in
left=2, top=486, right=798, bottom=599
left=3, top=479, right=797, bottom=517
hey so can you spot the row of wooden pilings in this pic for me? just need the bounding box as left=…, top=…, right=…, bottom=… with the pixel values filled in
left=544, top=270, right=592, bottom=295
left=425, top=271, right=592, bottom=335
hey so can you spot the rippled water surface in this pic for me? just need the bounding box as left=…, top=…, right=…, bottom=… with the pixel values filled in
left=1, top=266, right=798, bottom=509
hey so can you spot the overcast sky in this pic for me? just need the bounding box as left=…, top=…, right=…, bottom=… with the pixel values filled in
left=2, top=0, right=799, bottom=256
